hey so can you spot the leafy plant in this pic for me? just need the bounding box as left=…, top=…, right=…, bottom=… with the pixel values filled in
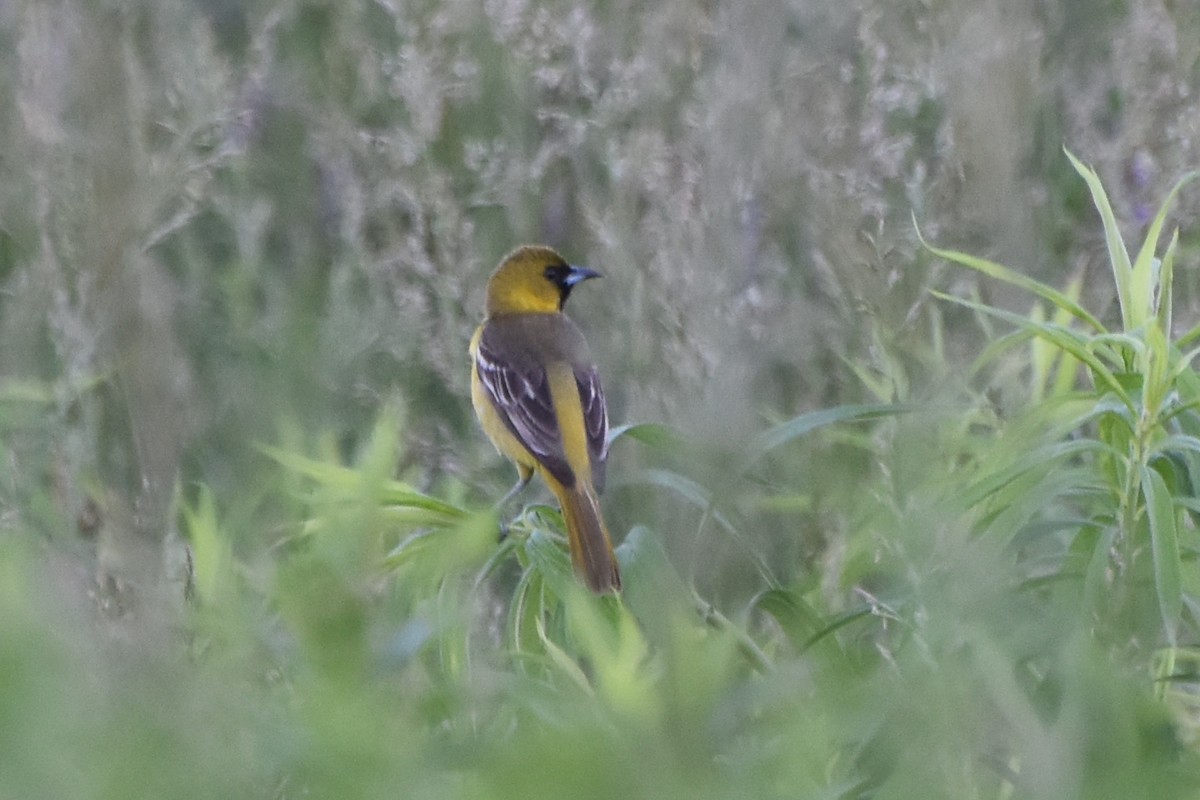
left=925, top=150, right=1200, bottom=701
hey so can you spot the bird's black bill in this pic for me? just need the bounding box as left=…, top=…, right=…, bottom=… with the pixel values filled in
left=563, top=266, right=601, bottom=286
left=549, top=264, right=602, bottom=306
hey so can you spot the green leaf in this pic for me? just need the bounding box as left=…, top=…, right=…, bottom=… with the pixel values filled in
left=1048, top=276, right=1087, bottom=399
left=629, top=467, right=776, bottom=586
left=630, top=468, right=730, bottom=526
left=958, top=438, right=1114, bottom=516
left=1136, top=169, right=1196, bottom=325
left=917, top=218, right=1105, bottom=332
left=1178, top=321, right=1200, bottom=352
left=1149, top=435, right=1200, bottom=460
left=506, top=566, right=544, bottom=657
left=259, top=444, right=466, bottom=524
left=181, top=485, right=231, bottom=605
left=979, top=466, right=1111, bottom=546
left=524, top=528, right=578, bottom=598
left=1143, top=322, right=1171, bottom=415
left=381, top=511, right=497, bottom=581
left=799, top=606, right=876, bottom=652
left=1156, top=228, right=1179, bottom=340
left=748, top=588, right=826, bottom=650
left=1082, top=524, right=1117, bottom=622
left=616, top=526, right=694, bottom=645
left=535, top=613, right=594, bottom=693
left=608, top=422, right=683, bottom=449
left=932, top=291, right=1133, bottom=410
left=1065, top=149, right=1136, bottom=330
left=1141, top=465, right=1183, bottom=647
left=1170, top=342, right=1200, bottom=385
left=967, top=328, right=1035, bottom=378
left=747, top=403, right=915, bottom=463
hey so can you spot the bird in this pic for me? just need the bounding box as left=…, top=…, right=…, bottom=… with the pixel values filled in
left=469, top=245, right=621, bottom=593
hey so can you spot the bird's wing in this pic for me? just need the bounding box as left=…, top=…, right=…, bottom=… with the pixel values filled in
left=576, top=366, right=609, bottom=492
left=474, top=331, right=575, bottom=487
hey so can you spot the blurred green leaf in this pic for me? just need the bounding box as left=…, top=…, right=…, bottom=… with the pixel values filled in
left=260, top=444, right=467, bottom=524
left=608, top=422, right=684, bottom=450
left=932, top=290, right=1133, bottom=409
left=381, top=510, right=497, bottom=586
left=1143, top=465, right=1183, bottom=647
left=919, top=220, right=1104, bottom=332
left=617, top=525, right=694, bottom=644
left=748, top=588, right=827, bottom=650
left=747, top=403, right=916, bottom=464
left=181, top=484, right=231, bottom=605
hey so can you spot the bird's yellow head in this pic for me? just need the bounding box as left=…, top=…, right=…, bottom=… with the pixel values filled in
left=484, top=245, right=601, bottom=317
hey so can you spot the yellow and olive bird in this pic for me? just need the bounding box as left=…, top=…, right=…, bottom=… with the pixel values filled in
left=470, top=245, right=621, bottom=593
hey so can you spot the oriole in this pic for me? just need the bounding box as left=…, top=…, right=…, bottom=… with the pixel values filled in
left=470, top=245, right=621, bottom=593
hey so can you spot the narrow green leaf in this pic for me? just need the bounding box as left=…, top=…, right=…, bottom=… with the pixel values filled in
left=1045, top=277, right=1087, bottom=399
left=917, top=219, right=1104, bottom=332
left=839, top=355, right=898, bottom=402
left=748, top=403, right=915, bottom=461
left=1136, top=170, right=1196, bottom=325
left=1156, top=395, right=1200, bottom=428
left=1179, top=319, right=1200, bottom=351
left=1171, top=344, right=1200, bottom=385
left=608, top=422, right=683, bottom=449
left=182, top=485, right=231, bottom=605
left=259, top=444, right=466, bottom=521
left=1065, top=149, right=1136, bottom=330
left=616, top=526, right=694, bottom=645
left=1156, top=228, right=1179, bottom=340
left=630, top=468, right=718, bottom=514
left=1172, top=497, right=1200, bottom=515
left=473, top=533, right=521, bottom=587
left=800, top=606, right=876, bottom=652
left=693, top=595, right=774, bottom=673
left=535, top=614, right=594, bottom=693
left=749, top=588, right=825, bottom=650
left=1144, top=323, right=1171, bottom=415
left=1141, top=465, right=1183, bottom=647
left=506, top=566, right=542, bottom=656
left=1090, top=331, right=1145, bottom=362
left=1150, top=434, right=1200, bottom=460
left=1082, top=524, right=1117, bottom=622
left=629, top=468, right=776, bottom=585
left=980, top=466, right=1111, bottom=545
left=524, top=528, right=577, bottom=598
left=375, top=504, right=468, bottom=529
left=958, top=438, right=1114, bottom=514
left=968, top=328, right=1035, bottom=378
left=932, top=291, right=1133, bottom=410
left=380, top=511, right=497, bottom=577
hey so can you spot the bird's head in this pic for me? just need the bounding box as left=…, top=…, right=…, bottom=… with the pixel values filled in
left=484, top=245, right=601, bottom=316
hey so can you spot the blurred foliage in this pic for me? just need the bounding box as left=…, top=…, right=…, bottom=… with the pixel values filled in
left=1, top=0, right=1200, bottom=798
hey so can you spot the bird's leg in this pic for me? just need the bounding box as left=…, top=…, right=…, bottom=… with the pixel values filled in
left=495, top=467, right=533, bottom=540
left=496, top=469, right=533, bottom=510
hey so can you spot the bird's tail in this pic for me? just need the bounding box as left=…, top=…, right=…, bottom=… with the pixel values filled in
left=556, top=482, right=621, bottom=593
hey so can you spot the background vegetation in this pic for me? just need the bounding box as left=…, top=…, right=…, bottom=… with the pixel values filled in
left=2, top=0, right=1200, bottom=797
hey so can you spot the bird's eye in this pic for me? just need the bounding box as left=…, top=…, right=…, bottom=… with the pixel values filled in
left=544, top=265, right=565, bottom=283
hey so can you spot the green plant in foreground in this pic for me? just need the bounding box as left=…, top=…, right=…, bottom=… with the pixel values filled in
left=925, top=150, right=1200, bottom=684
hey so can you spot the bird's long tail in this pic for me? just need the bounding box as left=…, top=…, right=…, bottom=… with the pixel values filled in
left=556, top=482, right=621, bottom=593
